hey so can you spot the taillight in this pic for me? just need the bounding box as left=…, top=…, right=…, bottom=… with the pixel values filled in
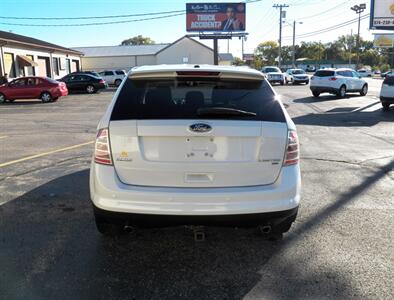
left=329, top=77, right=337, bottom=81
left=284, top=130, right=299, bottom=166
left=99, top=79, right=105, bottom=84
left=94, top=128, right=113, bottom=165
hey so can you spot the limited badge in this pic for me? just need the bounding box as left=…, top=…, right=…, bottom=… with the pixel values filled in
left=117, top=151, right=132, bottom=162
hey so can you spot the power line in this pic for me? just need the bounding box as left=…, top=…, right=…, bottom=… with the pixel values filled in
left=0, top=0, right=263, bottom=21
left=0, top=10, right=185, bottom=20
left=0, top=13, right=186, bottom=27
left=0, top=0, right=263, bottom=27
left=282, top=14, right=370, bottom=40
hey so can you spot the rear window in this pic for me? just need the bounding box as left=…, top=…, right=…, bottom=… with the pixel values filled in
left=111, top=77, right=285, bottom=122
left=314, top=70, right=335, bottom=77
left=383, top=76, right=394, bottom=85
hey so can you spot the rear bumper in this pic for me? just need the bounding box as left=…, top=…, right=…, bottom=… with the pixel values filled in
left=93, top=204, right=298, bottom=228
left=90, top=163, right=301, bottom=217
left=310, top=86, right=338, bottom=94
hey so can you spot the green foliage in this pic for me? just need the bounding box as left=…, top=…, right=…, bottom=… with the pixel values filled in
left=120, top=35, right=155, bottom=46
left=254, top=41, right=279, bottom=66
left=252, top=34, right=394, bottom=70
left=232, top=57, right=246, bottom=66
left=380, top=64, right=391, bottom=72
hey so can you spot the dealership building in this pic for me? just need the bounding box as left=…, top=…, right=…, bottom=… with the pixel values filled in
left=0, top=30, right=82, bottom=80
left=73, top=36, right=233, bottom=72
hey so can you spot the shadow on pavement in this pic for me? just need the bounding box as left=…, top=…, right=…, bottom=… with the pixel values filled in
left=293, top=94, right=361, bottom=103
left=3, top=159, right=393, bottom=299
left=292, top=101, right=393, bottom=127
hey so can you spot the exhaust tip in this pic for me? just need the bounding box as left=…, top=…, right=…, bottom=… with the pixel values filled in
left=123, top=225, right=134, bottom=233
left=259, top=225, right=272, bottom=234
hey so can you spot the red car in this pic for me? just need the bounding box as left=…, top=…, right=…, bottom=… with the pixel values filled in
left=0, top=76, right=68, bottom=103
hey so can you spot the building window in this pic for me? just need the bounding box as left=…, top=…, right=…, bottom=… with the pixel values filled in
left=52, top=57, right=60, bottom=76
left=26, top=55, right=35, bottom=76
left=4, top=53, right=16, bottom=78
left=66, top=58, right=71, bottom=74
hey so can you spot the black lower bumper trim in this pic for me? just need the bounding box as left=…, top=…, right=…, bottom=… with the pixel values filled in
left=310, top=86, right=338, bottom=94
left=93, top=205, right=299, bottom=228
left=380, top=96, right=394, bottom=104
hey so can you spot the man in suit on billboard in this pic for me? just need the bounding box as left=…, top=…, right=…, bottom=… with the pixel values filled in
left=221, top=5, right=244, bottom=31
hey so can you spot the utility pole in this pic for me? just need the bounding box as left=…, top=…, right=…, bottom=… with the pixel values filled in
left=351, top=3, right=366, bottom=68
left=291, top=20, right=302, bottom=68
left=349, top=29, right=353, bottom=67
left=273, top=4, right=289, bottom=68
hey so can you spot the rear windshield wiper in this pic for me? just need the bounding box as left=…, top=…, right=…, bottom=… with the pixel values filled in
left=197, top=107, right=257, bottom=117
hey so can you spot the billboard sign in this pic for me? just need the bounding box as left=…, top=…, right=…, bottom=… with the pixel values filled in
left=374, top=33, right=394, bottom=47
left=186, top=3, right=246, bottom=32
left=370, top=0, right=394, bottom=30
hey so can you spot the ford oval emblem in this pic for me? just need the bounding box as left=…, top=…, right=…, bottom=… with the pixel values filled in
left=189, top=123, right=212, bottom=133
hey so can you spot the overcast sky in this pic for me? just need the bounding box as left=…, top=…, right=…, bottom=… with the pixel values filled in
left=0, top=0, right=376, bottom=58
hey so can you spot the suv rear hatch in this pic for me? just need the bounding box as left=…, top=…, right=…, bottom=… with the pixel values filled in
left=311, top=70, right=336, bottom=85
left=109, top=70, right=288, bottom=188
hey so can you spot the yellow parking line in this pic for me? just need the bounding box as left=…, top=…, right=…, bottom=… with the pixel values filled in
left=0, top=136, right=8, bottom=139
left=0, top=141, right=94, bottom=168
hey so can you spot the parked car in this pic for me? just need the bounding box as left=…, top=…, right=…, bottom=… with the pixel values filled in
left=0, top=76, right=68, bottom=103
left=381, top=71, right=393, bottom=78
left=380, top=75, right=394, bottom=111
left=98, top=70, right=126, bottom=87
left=70, top=71, right=101, bottom=78
left=261, top=66, right=285, bottom=85
left=90, top=65, right=301, bottom=238
left=357, top=69, right=372, bottom=77
left=374, top=70, right=381, bottom=75
left=310, top=69, right=368, bottom=98
left=59, top=74, right=107, bottom=94
left=306, top=66, right=316, bottom=72
left=284, top=69, right=310, bottom=85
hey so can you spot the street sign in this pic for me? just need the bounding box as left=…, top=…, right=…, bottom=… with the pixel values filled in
left=370, top=0, right=394, bottom=30
left=186, top=3, right=246, bottom=32
left=373, top=33, right=394, bottom=47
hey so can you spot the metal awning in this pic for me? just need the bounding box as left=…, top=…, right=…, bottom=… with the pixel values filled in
left=17, top=55, right=38, bottom=67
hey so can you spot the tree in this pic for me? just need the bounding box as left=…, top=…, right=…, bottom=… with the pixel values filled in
left=120, top=35, right=155, bottom=46
left=254, top=41, right=279, bottom=66
left=232, top=57, right=245, bottom=66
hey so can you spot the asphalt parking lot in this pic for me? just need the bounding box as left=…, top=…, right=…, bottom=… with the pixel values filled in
left=0, top=79, right=393, bottom=299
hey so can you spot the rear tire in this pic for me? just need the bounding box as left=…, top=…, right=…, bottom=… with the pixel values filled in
left=0, top=93, right=6, bottom=103
left=382, top=103, right=390, bottom=111
left=337, top=85, right=346, bottom=98
left=86, top=85, right=96, bottom=94
left=40, top=92, right=52, bottom=103
left=280, top=80, right=284, bottom=86
left=312, top=91, right=320, bottom=97
left=114, top=79, right=122, bottom=87
left=360, top=84, right=368, bottom=96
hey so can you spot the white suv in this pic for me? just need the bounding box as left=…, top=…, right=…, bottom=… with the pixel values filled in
left=98, top=70, right=126, bottom=87
left=90, top=65, right=301, bottom=238
left=310, top=69, right=368, bottom=98
left=261, top=66, right=285, bottom=85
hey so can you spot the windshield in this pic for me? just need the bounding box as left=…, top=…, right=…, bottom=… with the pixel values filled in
left=111, top=77, right=285, bottom=122
left=292, top=70, right=305, bottom=75
left=263, top=67, right=280, bottom=73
